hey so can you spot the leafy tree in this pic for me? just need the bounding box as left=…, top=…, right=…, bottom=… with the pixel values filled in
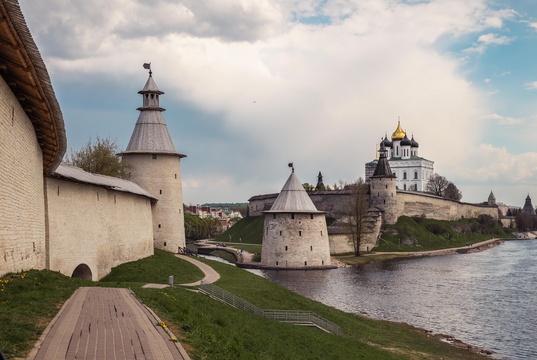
left=65, top=137, right=130, bottom=179
left=344, top=178, right=370, bottom=256
left=426, top=173, right=462, bottom=200
left=302, top=183, right=315, bottom=191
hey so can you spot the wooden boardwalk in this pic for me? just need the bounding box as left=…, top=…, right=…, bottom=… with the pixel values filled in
left=29, top=287, right=189, bottom=360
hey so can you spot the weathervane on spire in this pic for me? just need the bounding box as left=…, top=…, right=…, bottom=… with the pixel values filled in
left=288, top=162, right=294, bottom=173
left=143, top=62, right=152, bottom=76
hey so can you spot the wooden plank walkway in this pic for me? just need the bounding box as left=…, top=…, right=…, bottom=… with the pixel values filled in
left=29, top=287, right=189, bottom=360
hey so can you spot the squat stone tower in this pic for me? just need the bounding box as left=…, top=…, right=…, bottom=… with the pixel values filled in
left=369, top=141, right=398, bottom=224
left=121, top=66, right=186, bottom=252
left=261, top=164, right=332, bottom=269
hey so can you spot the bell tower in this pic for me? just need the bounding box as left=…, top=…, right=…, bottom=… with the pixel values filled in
left=121, top=64, right=187, bottom=252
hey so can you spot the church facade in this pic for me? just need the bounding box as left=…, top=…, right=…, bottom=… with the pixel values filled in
left=367, top=121, right=434, bottom=191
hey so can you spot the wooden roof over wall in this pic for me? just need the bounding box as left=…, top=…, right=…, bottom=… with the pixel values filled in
left=0, top=0, right=66, bottom=174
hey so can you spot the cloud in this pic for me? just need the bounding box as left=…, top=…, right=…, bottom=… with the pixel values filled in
left=524, top=81, right=537, bottom=90
left=465, top=33, right=514, bottom=54
left=529, top=22, right=537, bottom=30
left=17, top=0, right=531, bottom=206
left=485, top=113, right=525, bottom=125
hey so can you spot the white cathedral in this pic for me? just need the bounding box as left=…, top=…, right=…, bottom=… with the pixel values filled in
left=366, top=121, right=434, bottom=191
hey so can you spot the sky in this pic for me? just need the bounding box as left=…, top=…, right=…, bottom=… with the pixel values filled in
left=17, top=0, right=537, bottom=207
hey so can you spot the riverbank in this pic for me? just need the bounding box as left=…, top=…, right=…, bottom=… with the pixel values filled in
left=335, top=238, right=506, bottom=266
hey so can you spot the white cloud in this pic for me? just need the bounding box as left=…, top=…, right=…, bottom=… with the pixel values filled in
left=17, top=0, right=532, bottom=206
left=485, top=113, right=525, bottom=125
left=524, top=81, right=537, bottom=90
left=465, top=33, right=514, bottom=54
left=529, top=22, right=537, bottom=30
left=478, top=33, right=513, bottom=45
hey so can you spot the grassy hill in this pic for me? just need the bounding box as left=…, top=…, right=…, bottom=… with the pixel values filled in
left=215, top=215, right=264, bottom=244
left=376, top=215, right=513, bottom=252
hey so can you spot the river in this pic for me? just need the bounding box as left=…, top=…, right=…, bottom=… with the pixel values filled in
left=261, top=240, right=537, bottom=360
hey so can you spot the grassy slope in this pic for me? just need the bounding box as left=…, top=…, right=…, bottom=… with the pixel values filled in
left=215, top=216, right=264, bottom=244
left=375, top=216, right=513, bottom=252
left=135, top=256, right=488, bottom=360
left=1, top=251, right=488, bottom=359
left=0, top=270, right=92, bottom=358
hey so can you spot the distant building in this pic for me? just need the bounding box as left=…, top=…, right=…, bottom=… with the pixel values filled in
left=522, top=195, right=536, bottom=216
left=366, top=120, right=434, bottom=191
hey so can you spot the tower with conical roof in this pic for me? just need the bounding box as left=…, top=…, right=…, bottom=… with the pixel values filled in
left=488, top=191, right=496, bottom=206
left=121, top=66, right=186, bottom=252
left=522, top=194, right=536, bottom=216
left=261, top=165, right=332, bottom=269
left=370, top=141, right=398, bottom=224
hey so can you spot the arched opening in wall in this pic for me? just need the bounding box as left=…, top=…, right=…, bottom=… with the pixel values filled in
left=72, top=264, right=92, bottom=281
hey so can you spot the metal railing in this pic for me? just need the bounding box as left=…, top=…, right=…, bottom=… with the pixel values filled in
left=198, top=282, right=342, bottom=335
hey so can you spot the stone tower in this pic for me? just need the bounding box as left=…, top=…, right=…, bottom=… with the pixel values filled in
left=522, top=194, right=536, bottom=216
left=121, top=66, right=186, bottom=252
left=369, top=141, right=398, bottom=224
left=261, top=165, right=332, bottom=269
left=488, top=191, right=496, bottom=206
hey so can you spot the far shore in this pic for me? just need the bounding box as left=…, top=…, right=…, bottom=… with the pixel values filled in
left=333, top=237, right=534, bottom=267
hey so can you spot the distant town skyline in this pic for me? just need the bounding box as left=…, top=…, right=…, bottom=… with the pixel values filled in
left=19, top=0, right=537, bottom=207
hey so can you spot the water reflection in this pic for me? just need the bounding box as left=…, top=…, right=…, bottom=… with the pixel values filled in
left=262, top=241, right=537, bottom=360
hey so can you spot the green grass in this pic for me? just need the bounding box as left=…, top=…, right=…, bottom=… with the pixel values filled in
left=0, top=270, right=92, bottom=358
left=375, top=216, right=513, bottom=252
left=1, top=251, right=489, bottom=359
left=100, top=248, right=204, bottom=284
left=215, top=216, right=264, bottom=244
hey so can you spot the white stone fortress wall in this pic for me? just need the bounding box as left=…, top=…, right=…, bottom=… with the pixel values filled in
left=122, top=153, right=186, bottom=252
left=396, top=191, right=499, bottom=221
left=45, top=177, right=154, bottom=280
left=0, top=77, right=46, bottom=277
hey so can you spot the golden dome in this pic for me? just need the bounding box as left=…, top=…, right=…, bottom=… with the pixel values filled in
left=391, top=120, right=406, bottom=141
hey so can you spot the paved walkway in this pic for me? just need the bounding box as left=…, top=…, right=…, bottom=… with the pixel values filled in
left=28, top=287, right=190, bottom=360
left=174, top=254, right=220, bottom=286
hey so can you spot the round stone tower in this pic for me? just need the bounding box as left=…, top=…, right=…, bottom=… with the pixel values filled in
left=369, top=142, right=398, bottom=224
left=261, top=165, right=332, bottom=269
left=121, top=65, right=186, bottom=252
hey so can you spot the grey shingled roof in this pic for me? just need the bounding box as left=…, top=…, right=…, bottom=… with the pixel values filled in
left=140, top=76, right=163, bottom=94
left=123, top=111, right=180, bottom=154
left=54, top=164, right=156, bottom=199
left=264, top=171, right=323, bottom=213
left=122, top=74, right=185, bottom=157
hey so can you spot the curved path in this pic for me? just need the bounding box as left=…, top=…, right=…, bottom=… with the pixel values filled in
left=175, top=254, right=220, bottom=286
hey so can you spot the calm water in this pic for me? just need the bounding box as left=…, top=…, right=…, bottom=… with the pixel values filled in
left=261, top=240, right=537, bottom=360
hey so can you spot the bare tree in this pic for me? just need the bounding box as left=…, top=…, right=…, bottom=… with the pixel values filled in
left=444, top=182, right=462, bottom=201
left=65, top=136, right=131, bottom=179
left=426, top=173, right=462, bottom=200
left=345, top=178, right=370, bottom=256
left=425, top=173, right=450, bottom=196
